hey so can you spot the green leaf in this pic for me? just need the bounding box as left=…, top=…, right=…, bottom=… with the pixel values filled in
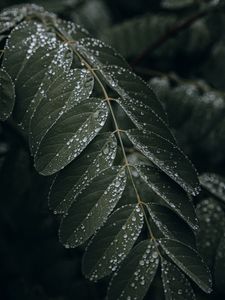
left=82, top=204, right=144, bottom=281
left=77, top=38, right=129, bottom=68
left=3, top=21, right=60, bottom=81
left=107, top=240, right=159, bottom=300
left=136, top=164, right=198, bottom=230
left=0, top=69, right=15, bottom=121
left=200, top=173, right=225, bottom=203
left=34, top=98, right=109, bottom=175
left=147, top=203, right=196, bottom=247
left=100, top=66, right=168, bottom=124
left=15, top=44, right=72, bottom=130
left=0, top=4, right=45, bottom=34
left=55, top=19, right=90, bottom=41
left=196, top=198, right=225, bottom=267
left=29, top=68, right=94, bottom=155
left=49, top=132, right=117, bottom=214
left=161, top=258, right=196, bottom=300
left=150, top=78, right=225, bottom=160
left=76, top=41, right=167, bottom=122
left=158, top=238, right=212, bottom=293
left=115, top=97, right=176, bottom=144
left=59, top=166, right=127, bottom=248
left=3, top=21, right=73, bottom=130
left=126, top=129, right=200, bottom=196
left=101, top=13, right=176, bottom=58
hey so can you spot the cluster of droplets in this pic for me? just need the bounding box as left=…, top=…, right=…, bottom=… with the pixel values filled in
left=86, top=204, right=144, bottom=282
left=108, top=241, right=159, bottom=300
left=50, top=134, right=117, bottom=214
left=55, top=19, right=89, bottom=39
left=126, top=130, right=201, bottom=197
left=65, top=102, right=108, bottom=162
left=21, top=42, right=72, bottom=129
left=77, top=37, right=125, bottom=69
left=9, top=21, right=59, bottom=61
left=62, top=167, right=127, bottom=248
left=0, top=4, right=44, bottom=33
left=51, top=43, right=72, bottom=71
left=135, top=164, right=199, bottom=230
left=158, top=238, right=213, bottom=293
left=161, top=259, right=196, bottom=300
left=100, top=65, right=164, bottom=119
left=35, top=100, right=108, bottom=175
left=117, top=97, right=162, bottom=132
left=69, top=137, right=117, bottom=202
left=30, top=68, right=93, bottom=154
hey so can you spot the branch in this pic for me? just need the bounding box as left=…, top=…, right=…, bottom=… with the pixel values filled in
left=131, top=6, right=221, bottom=66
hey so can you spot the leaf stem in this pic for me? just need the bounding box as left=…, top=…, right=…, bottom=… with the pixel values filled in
left=53, top=25, right=158, bottom=243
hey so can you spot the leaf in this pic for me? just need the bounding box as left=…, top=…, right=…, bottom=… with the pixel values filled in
left=82, top=204, right=144, bottom=281
left=0, top=69, right=15, bottom=121
left=49, top=132, right=117, bottom=214
left=0, top=4, right=45, bottom=34
left=115, top=97, right=176, bottom=144
left=34, top=98, right=109, bottom=175
left=161, top=258, right=196, bottom=300
left=29, top=68, right=94, bottom=155
left=200, top=173, right=225, bottom=203
left=136, top=164, right=198, bottom=230
left=77, top=38, right=129, bottom=68
left=54, top=19, right=90, bottom=41
left=196, top=198, right=225, bottom=267
left=76, top=41, right=168, bottom=122
left=3, top=21, right=60, bottom=81
left=3, top=21, right=73, bottom=130
left=158, top=238, right=212, bottom=293
left=147, top=203, right=196, bottom=247
left=101, top=66, right=168, bottom=124
left=68, top=0, right=111, bottom=36
left=150, top=77, right=225, bottom=161
left=126, top=129, right=200, bottom=196
left=101, top=13, right=176, bottom=58
left=59, top=166, right=127, bottom=248
left=107, top=240, right=159, bottom=300
left=15, top=44, right=72, bottom=130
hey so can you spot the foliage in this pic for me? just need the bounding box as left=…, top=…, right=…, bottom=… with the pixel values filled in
left=0, top=1, right=225, bottom=300
left=197, top=173, right=225, bottom=295
left=150, top=76, right=225, bottom=166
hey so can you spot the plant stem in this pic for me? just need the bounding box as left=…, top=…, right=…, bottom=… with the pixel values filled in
left=131, top=5, right=221, bottom=66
